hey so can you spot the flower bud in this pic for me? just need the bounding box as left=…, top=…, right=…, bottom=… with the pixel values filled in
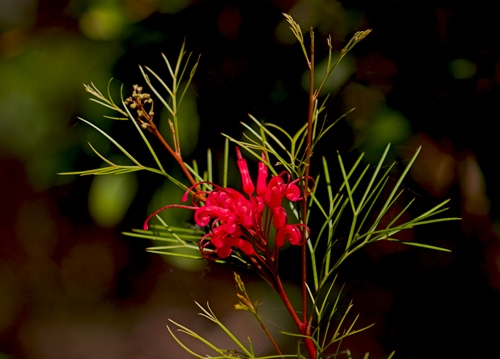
left=257, top=152, right=268, bottom=197
left=236, top=147, right=255, bottom=197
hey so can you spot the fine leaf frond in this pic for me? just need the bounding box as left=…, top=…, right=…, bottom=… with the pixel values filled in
left=145, top=249, right=203, bottom=259
left=385, top=240, right=451, bottom=252
left=178, top=54, right=201, bottom=108
left=78, top=117, right=141, bottom=166
left=313, top=108, right=356, bottom=145
left=169, top=316, right=299, bottom=359
left=207, top=148, right=213, bottom=184
left=222, top=133, right=283, bottom=176
left=83, top=80, right=129, bottom=118
left=184, top=162, right=207, bottom=184
left=87, top=142, right=117, bottom=166
left=322, top=300, right=375, bottom=352
left=102, top=115, right=128, bottom=120
left=223, top=137, right=229, bottom=187
left=195, top=302, right=254, bottom=357
left=244, top=117, right=289, bottom=153
left=141, top=65, right=174, bottom=112
left=282, top=13, right=309, bottom=63
left=60, top=166, right=143, bottom=176
left=123, top=217, right=206, bottom=259
left=168, top=319, right=224, bottom=357
left=313, top=144, right=458, bottom=290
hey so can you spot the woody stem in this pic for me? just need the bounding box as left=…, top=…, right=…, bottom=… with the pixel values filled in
left=298, top=28, right=316, bottom=359
left=151, top=125, right=200, bottom=189
left=274, top=274, right=316, bottom=359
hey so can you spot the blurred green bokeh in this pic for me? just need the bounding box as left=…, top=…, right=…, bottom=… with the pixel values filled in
left=0, top=31, right=119, bottom=187
left=88, top=172, right=138, bottom=227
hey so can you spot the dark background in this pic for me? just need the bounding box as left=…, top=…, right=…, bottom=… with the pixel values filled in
left=1, top=0, right=500, bottom=358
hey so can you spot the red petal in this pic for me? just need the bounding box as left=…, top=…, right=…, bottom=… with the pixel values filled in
left=275, top=224, right=305, bottom=247
left=257, top=152, right=268, bottom=197
left=273, top=206, right=287, bottom=229
left=236, top=147, right=255, bottom=197
left=194, top=206, right=231, bottom=226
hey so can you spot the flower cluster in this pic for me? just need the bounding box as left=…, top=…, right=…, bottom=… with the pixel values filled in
left=144, top=148, right=309, bottom=262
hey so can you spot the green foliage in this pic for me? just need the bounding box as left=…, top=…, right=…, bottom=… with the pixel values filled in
left=124, top=222, right=204, bottom=260
left=308, top=144, right=457, bottom=292
left=168, top=301, right=299, bottom=359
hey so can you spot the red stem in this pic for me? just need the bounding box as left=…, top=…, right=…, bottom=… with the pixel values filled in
left=133, top=98, right=202, bottom=193
left=297, top=28, right=316, bottom=359
left=274, top=274, right=316, bottom=358
left=149, top=126, right=203, bottom=195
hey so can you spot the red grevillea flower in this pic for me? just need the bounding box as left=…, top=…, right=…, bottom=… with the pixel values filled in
left=144, top=147, right=310, bottom=261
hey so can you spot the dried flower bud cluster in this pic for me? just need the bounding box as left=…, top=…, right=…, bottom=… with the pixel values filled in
left=125, top=85, right=155, bottom=131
